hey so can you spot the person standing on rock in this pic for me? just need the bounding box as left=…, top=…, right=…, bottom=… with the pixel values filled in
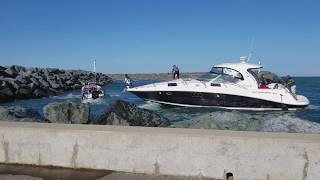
left=171, top=65, right=180, bottom=79
left=124, top=74, right=133, bottom=88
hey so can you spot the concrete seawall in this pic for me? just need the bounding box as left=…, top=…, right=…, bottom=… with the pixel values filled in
left=0, top=121, right=319, bottom=180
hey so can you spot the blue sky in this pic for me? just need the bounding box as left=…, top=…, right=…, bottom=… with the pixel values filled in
left=0, top=0, right=319, bottom=76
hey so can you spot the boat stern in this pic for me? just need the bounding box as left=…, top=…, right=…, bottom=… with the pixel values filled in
left=296, top=95, right=310, bottom=107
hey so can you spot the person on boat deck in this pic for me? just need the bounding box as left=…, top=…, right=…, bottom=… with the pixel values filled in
left=259, top=75, right=268, bottom=89
left=286, top=75, right=297, bottom=99
left=124, top=74, right=133, bottom=88
left=171, top=65, right=180, bottom=79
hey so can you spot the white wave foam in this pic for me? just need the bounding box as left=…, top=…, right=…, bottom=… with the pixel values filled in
left=306, top=104, right=320, bottom=110
left=138, top=102, right=162, bottom=110
left=81, top=98, right=107, bottom=105
left=54, top=93, right=81, bottom=99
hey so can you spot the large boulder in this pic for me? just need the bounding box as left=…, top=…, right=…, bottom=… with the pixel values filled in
left=3, top=78, right=21, bottom=90
left=16, top=75, right=30, bottom=84
left=0, top=106, right=41, bottom=122
left=43, top=101, right=90, bottom=124
left=0, top=66, right=11, bottom=77
left=0, top=66, right=5, bottom=71
left=15, top=85, right=33, bottom=99
left=4, top=65, right=26, bottom=77
left=95, top=100, right=170, bottom=127
left=0, top=88, right=14, bottom=102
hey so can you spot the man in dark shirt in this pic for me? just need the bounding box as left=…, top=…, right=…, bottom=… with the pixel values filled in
left=286, top=75, right=297, bottom=99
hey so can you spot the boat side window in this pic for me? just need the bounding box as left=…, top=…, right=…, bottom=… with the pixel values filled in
left=210, top=67, right=244, bottom=83
left=222, top=68, right=244, bottom=80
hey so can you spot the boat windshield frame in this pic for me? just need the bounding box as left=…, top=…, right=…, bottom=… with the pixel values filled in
left=197, top=67, right=244, bottom=83
left=247, top=68, right=261, bottom=87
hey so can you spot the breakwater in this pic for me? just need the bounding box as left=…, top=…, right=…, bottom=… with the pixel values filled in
left=0, top=65, right=112, bottom=103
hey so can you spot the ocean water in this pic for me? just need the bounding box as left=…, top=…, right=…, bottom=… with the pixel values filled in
left=2, top=77, right=320, bottom=133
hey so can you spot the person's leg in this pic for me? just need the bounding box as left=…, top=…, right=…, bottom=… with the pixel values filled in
left=291, top=85, right=297, bottom=99
left=177, top=71, right=180, bottom=79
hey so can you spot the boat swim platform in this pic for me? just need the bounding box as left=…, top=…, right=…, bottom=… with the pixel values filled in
left=0, top=121, right=319, bottom=180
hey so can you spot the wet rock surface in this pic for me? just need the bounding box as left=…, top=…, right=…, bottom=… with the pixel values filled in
left=0, top=106, right=41, bottom=122
left=171, top=111, right=320, bottom=133
left=0, top=65, right=112, bottom=103
left=95, top=100, right=170, bottom=127
left=43, top=101, right=90, bottom=124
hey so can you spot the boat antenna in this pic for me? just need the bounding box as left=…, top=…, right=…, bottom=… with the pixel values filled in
left=94, top=59, right=96, bottom=83
left=247, top=37, right=255, bottom=62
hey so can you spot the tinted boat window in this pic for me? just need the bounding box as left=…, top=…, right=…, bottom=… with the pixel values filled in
left=223, top=68, right=243, bottom=80
left=197, top=72, right=219, bottom=82
left=201, top=67, right=244, bottom=83
left=210, top=67, right=223, bottom=74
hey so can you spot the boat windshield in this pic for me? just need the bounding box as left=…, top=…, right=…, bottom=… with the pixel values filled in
left=248, top=68, right=285, bottom=85
left=197, top=72, right=219, bottom=82
left=198, top=67, right=243, bottom=83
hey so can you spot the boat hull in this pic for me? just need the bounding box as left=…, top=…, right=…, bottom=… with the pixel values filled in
left=130, top=91, right=308, bottom=110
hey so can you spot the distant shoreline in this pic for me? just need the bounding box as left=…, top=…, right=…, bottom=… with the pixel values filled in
left=107, top=73, right=320, bottom=81
left=107, top=72, right=206, bottom=81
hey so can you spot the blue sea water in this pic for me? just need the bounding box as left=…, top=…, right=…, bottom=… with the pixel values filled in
left=2, top=77, right=320, bottom=132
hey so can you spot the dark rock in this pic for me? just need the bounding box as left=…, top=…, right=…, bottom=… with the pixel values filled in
left=72, top=84, right=82, bottom=89
left=47, top=79, right=60, bottom=89
left=0, top=68, right=11, bottom=78
left=47, top=68, right=61, bottom=74
left=0, top=86, right=13, bottom=96
left=29, top=82, right=39, bottom=90
left=47, top=88, right=60, bottom=96
left=43, top=101, right=90, bottom=124
left=4, top=78, right=21, bottom=90
left=0, top=106, right=41, bottom=122
left=38, top=78, right=50, bottom=88
left=33, top=88, right=49, bottom=97
left=0, top=87, right=14, bottom=102
left=30, top=77, right=40, bottom=86
left=15, top=86, right=33, bottom=98
left=16, top=75, right=30, bottom=84
left=95, top=100, right=170, bottom=127
left=4, top=65, right=26, bottom=77
left=13, top=65, right=27, bottom=73
left=0, top=66, right=5, bottom=71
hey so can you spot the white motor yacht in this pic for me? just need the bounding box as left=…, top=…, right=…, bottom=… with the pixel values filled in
left=128, top=57, right=309, bottom=110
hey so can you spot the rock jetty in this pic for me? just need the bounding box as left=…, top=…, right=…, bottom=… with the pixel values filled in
left=94, top=100, right=170, bottom=127
left=0, top=65, right=112, bottom=102
left=0, top=100, right=170, bottom=128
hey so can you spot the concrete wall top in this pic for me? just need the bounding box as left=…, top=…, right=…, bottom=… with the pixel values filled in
left=1, top=121, right=320, bottom=180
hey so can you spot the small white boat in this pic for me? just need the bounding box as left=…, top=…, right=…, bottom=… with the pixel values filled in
left=81, top=60, right=105, bottom=103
